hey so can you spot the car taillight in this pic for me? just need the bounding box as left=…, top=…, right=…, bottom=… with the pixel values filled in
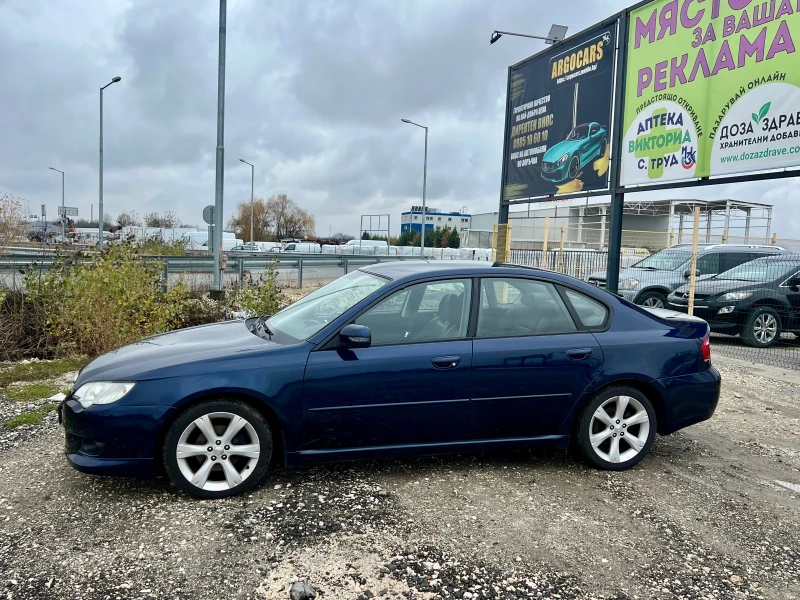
left=701, top=335, right=711, bottom=361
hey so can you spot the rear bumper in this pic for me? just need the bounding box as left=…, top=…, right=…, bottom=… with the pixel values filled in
left=653, top=367, right=721, bottom=435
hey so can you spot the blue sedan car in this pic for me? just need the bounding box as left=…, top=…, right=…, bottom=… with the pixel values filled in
left=61, top=262, right=720, bottom=498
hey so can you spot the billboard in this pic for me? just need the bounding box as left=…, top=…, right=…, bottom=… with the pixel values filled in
left=502, top=22, right=617, bottom=201
left=621, top=0, right=800, bottom=185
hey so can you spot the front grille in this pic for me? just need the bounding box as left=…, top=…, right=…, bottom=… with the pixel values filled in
left=588, top=278, right=606, bottom=288
left=541, top=162, right=555, bottom=173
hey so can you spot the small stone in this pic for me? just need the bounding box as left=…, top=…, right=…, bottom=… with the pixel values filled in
left=734, top=393, right=742, bottom=399
left=289, top=581, right=317, bottom=600
left=463, top=593, right=473, bottom=599
left=730, top=575, right=743, bottom=585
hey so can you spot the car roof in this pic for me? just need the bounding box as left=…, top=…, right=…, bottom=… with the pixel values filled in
left=748, top=253, right=800, bottom=263
left=359, top=260, right=592, bottom=288
left=668, top=243, right=785, bottom=253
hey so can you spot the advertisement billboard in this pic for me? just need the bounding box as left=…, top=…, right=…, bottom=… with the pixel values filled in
left=621, top=0, right=800, bottom=185
left=502, top=23, right=617, bottom=201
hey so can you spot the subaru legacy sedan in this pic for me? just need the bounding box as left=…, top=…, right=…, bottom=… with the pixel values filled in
left=61, top=262, right=720, bottom=498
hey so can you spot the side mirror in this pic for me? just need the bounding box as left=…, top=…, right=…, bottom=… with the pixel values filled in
left=789, top=278, right=800, bottom=291
left=684, top=269, right=699, bottom=279
left=339, top=324, right=371, bottom=349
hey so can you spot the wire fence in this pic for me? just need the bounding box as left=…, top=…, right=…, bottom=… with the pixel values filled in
left=506, top=214, right=800, bottom=369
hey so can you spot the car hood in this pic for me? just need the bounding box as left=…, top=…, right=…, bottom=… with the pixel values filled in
left=672, top=278, right=765, bottom=296
left=543, top=139, right=582, bottom=162
left=76, top=320, right=279, bottom=385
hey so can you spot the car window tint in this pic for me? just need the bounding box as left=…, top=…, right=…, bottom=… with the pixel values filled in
left=476, top=278, right=576, bottom=338
left=564, top=289, right=608, bottom=328
left=696, top=253, right=720, bottom=275
left=356, top=279, right=472, bottom=346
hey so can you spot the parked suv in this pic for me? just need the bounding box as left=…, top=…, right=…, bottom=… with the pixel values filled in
left=667, top=254, right=800, bottom=347
left=587, top=244, right=784, bottom=308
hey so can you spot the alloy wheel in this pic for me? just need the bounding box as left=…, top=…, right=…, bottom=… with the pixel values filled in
left=175, top=412, right=261, bottom=492
left=641, top=297, right=665, bottom=309
left=589, top=396, right=650, bottom=464
left=569, top=157, right=580, bottom=179
left=753, top=313, right=778, bottom=344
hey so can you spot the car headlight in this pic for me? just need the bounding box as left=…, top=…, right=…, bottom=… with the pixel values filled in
left=718, top=291, right=753, bottom=301
left=619, top=279, right=639, bottom=290
left=72, top=382, right=135, bottom=409
left=556, top=153, right=570, bottom=166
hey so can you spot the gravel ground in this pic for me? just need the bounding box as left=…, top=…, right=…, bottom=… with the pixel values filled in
left=0, top=355, right=798, bottom=600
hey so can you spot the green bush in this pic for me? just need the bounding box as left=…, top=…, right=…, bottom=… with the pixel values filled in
left=228, top=264, right=282, bottom=318
left=25, top=246, right=190, bottom=357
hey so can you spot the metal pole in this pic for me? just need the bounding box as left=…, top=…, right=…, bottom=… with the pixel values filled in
left=250, top=164, right=254, bottom=245
left=498, top=66, right=512, bottom=228
left=61, top=171, right=65, bottom=240
left=213, top=0, right=227, bottom=292
left=604, top=14, right=628, bottom=294
left=421, top=126, right=428, bottom=252
left=99, top=86, right=104, bottom=249
left=688, top=207, right=700, bottom=316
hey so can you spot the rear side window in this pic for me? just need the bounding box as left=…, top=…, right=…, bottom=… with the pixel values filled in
left=477, top=278, right=576, bottom=337
left=564, top=289, right=609, bottom=329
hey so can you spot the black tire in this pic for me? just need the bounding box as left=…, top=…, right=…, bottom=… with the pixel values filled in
left=574, top=386, right=657, bottom=471
left=568, top=156, right=580, bottom=179
left=635, top=291, right=667, bottom=309
left=741, top=306, right=781, bottom=348
left=163, top=399, right=272, bottom=499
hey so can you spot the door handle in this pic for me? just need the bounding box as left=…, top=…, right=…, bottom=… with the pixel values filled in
left=432, top=356, right=461, bottom=369
left=567, top=348, right=592, bottom=360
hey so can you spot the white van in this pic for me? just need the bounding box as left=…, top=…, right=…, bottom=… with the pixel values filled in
left=282, top=242, right=321, bottom=253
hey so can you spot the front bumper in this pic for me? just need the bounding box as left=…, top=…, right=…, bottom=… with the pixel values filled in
left=62, top=398, right=175, bottom=477
left=540, top=162, right=570, bottom=183
left=667, top=301, right=743, bottom=330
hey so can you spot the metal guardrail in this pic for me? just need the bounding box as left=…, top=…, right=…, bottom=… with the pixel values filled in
left=0, top=251, right=420, bottom=289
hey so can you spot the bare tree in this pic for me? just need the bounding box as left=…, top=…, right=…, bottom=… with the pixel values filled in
left=265, top=194, right=315, bottom=240
left=143, top=210, right=181, bottom=228
left=116, top=210, right=142, bottom=228
left=0, top=194, right=23, bottom=245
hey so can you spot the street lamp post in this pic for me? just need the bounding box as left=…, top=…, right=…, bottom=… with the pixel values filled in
left=99, top=76, right=121, bottom=250
left=489, top=25, right=568, bottom=45
left=401, top=119, right=428, bottom=253
left=49, top=167, right=65, bottom=240
left=239, top=159, right=255, bottom=247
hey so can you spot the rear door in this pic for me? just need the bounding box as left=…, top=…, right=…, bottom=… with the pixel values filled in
left=470, top=278, right=605, bottom=440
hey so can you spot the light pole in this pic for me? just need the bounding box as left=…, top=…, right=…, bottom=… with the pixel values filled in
left=212, top=0, right=227, bottom=293
left=239, top=159, right=255, bottom=247
left=99, top=76, right=121, bottom=250
left=489, top=25, right=568, bottom=45
left=49, top=167, right=65, bottom=240
left=401, top=119, right=428, bottom=253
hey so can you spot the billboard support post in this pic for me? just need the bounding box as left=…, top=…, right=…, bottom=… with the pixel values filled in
left=605, top=13, right=628, bottom=295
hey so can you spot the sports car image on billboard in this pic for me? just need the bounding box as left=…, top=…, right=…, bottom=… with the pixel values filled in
left=540, top=122, right=608, bottom=184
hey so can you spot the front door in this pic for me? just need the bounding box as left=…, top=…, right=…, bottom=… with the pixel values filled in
left=301, top=278, right=474, bottom=451
left=470, top=277, right=604, bottom=440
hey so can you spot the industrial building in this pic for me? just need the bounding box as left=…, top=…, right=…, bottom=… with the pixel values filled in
left=400, top=206, right=472, bottom=235
left=466, top=198, right=774, bottom=251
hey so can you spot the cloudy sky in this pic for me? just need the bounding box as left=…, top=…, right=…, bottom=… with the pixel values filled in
left=1, top=0, right=799, bottom=238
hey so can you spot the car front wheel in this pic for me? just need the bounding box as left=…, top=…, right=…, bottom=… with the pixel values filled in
left=163, top=400, right=272, bottom=499
left=742, top=306, right=781, bottom=348
left=575, top=387, right=656, bottom=470
left=636, top=291, right=667, bottom=309
left=568, top=156, right=580, bottom=179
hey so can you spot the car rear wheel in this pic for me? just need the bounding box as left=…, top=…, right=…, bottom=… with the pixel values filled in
left=742, top=306, right=781, bottom=348
left=575, top=387, right=656, bottom=471
left=600, top=137, right=608, bottom=156
left=636, top=291, right=667, bottom=309
left=163, top=400, right=272, bottom=499
left=568, top=156, right=580, bottom=179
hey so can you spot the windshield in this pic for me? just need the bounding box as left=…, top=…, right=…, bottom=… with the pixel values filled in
left=633, top=250, right=691, bottom=271
left=714, top=260, right=800, bottom=282
left=265, top=271, right=388, bottom=342
left=566, top=125, right=590, bottom=140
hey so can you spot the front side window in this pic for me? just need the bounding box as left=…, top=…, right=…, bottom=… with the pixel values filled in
left=355, top=279, right=472, bottom=346
left=695, top=253, right=720, bottom=275
left=477, top=278, right=576, bottom=337
left=266, top=271, right=387, bottom=342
